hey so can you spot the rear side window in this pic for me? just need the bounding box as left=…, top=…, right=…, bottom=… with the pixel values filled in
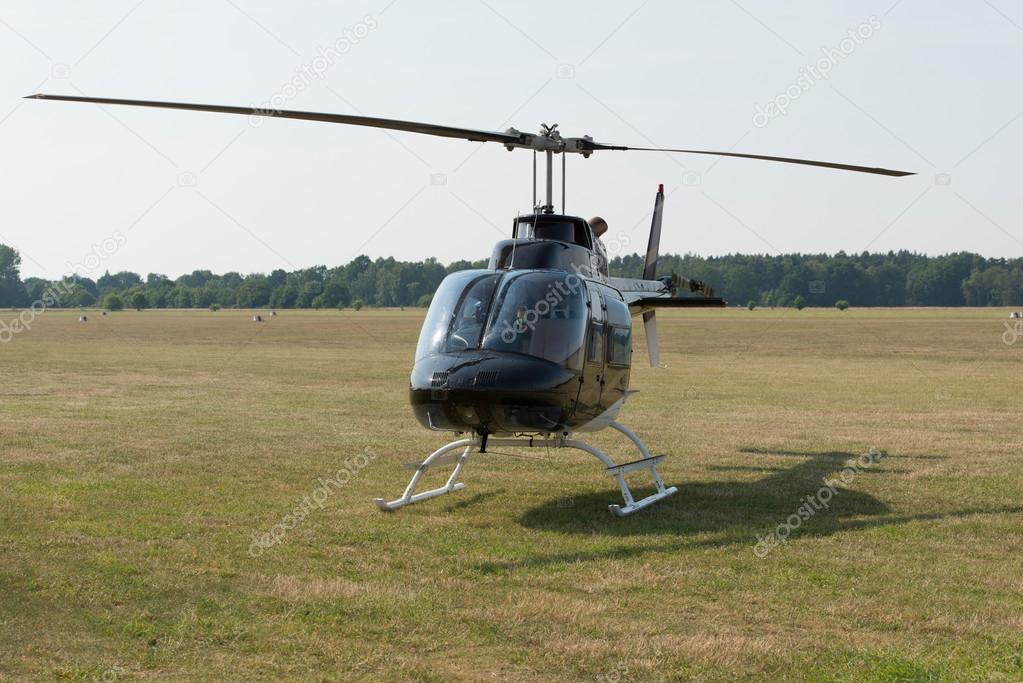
left=604, top=295, right=630, bottom=327
left=608, top=326, right=631, bottom=366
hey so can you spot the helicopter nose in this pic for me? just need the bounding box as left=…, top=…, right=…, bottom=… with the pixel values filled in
left=409, top=351, right=578, bottom=433
left=411, top=351, right=574, bottom=393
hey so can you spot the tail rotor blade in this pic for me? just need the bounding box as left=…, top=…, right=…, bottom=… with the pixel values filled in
left=643, top=310, right=659, bottom=368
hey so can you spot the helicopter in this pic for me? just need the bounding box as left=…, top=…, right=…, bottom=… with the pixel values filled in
left=26, top=93, right=914, bottom=516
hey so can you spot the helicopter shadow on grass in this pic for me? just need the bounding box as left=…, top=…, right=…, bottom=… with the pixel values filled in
left=519, top=448, right=891, bottom=538
left=479, top=447, right=1021, bottom=572
left=444, top=489, right=507, bottom=512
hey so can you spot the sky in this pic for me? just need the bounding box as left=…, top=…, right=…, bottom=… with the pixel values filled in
left=1, top=0, right=1021, bottom=281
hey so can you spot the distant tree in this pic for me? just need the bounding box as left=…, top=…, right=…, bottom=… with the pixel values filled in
left=267, top=268, right=288, bottom=291
left=103, top=292, right=124, bottom=311
left=237, top=275, right=271, bottom=308
left=445, top=259, right=475, bottom=274
left=295, top=281, right=322, bottom=308
left=417, top=294, right=433, bottom=307
left=194, top=286, right=218, bottom=308
left=269, top=283, right=298, bottom=309
left=219, top=272, right=244, bottom=290
left=0, top=244, right=20, bottom=281
left=793, top=295, right=806, bottom=310
left=321, top=279, right=351, bottom=308
left=747, top=300, right=756, bottom=311
left=172, top=287, right=193, bottom=308
left=71, top=286, right=96, bottom=307
left=216, top=288, right=238, bottom=308
left=130, top=290, right=148, bottom=310
left=23, top=278, right=50, bottom=303
left=148, top=285, right=172, bottom=308
left=352, top=299, right=364, bottom=311
left=209, top=303, right=222, bottom=311
left=835, top=299, right=850, bottom=311
left=98, top=270, right=142, bottom=291
left=0, top=244, right=27, bottom=306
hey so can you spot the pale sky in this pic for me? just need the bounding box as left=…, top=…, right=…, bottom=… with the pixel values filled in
left=1, top=0, right=1021, bottom=280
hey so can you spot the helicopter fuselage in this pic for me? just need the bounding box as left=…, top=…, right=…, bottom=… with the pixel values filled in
left=409, top=214, right=631, bottom=436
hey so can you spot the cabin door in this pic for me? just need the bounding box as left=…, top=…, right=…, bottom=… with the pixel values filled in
left=576, top=282, right=606, bottom=423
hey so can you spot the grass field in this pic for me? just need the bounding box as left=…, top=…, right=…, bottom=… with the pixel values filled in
left=1, top=306, right=1021, bottom=681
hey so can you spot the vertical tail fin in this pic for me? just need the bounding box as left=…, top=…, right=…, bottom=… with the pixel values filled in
left=643, top=184, right=664, bottom=367
left=643, top=183, right=664, bottom=280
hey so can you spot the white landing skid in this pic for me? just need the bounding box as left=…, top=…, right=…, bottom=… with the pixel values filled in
left=372, top=421, right=678, bottom=517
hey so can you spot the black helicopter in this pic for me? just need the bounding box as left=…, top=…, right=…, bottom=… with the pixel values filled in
left=27, top=93, right=913, bottom=515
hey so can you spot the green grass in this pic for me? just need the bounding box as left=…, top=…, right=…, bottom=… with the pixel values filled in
left=1, top=307, right=1021, bottom=681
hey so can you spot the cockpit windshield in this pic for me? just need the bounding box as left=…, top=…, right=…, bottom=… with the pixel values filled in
left=481, top=272, right=587, bottom=367
left=415, top=270, right=589, bottom=369
left=415, top=270, right=499, bottom=360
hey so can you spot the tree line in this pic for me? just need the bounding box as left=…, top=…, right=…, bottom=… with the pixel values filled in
left=0, top=243, right=1020, bottom=309
left=612, top=251, right=1023, bottom=308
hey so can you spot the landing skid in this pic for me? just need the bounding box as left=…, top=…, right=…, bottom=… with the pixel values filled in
left=373, top=421, right=678, bottom=517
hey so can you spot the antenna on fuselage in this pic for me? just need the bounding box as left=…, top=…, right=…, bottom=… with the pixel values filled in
left=510, top=212, right=519, bottom=269
left=532, top=150, right=537, bottom=209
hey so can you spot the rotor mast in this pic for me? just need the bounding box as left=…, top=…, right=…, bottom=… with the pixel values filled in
left=523, top=123, right=583, bottom=214
left=545, top=150, right=553, bottom=213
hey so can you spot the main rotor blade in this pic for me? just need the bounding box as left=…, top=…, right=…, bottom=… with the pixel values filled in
left=25, top=94, right=914, bottom=176
left=586, top=142, right=914, bottom=177
left=24, top=93, right=523, bottom=145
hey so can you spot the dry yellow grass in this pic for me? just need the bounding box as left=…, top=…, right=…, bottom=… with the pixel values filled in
left=0, top=307, right=1021, bottom=681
